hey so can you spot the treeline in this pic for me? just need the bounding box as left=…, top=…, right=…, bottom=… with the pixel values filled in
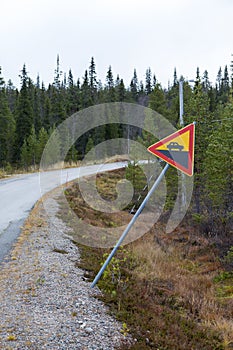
left=0, top=55, right=232, bottom=235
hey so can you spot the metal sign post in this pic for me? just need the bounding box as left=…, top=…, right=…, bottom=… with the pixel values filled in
left=91, top=163, right=170, bottom=288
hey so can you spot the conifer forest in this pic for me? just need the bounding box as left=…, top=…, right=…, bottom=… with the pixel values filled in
left=0, top=56, right=232, bottom=238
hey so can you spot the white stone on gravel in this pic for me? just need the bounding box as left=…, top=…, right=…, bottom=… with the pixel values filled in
left=0, top=195, right=132, bottom=350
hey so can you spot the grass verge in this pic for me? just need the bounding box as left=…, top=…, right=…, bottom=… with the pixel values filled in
left=61, top=168, right=232, bottom=350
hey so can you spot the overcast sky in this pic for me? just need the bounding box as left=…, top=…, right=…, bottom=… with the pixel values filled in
left=1, top=0, right=233, bottom=88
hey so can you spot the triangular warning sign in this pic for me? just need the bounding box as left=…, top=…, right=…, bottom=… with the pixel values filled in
left=147, top=123, right=195, bottom=176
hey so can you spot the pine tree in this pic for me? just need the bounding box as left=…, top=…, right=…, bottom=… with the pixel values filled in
left=202, top=70, right=211, bottom=93
left=0, top=68, right=16, bottom=166
left=185, top=78, right=211, bottom=213
left=48, top=83, right=66, bottom=125
left=27, top=126, right=38, bottom=168
left=20, top=139, right=30, bottom=170
left=89, top=57, right=97, bottom=103
left=53, top=54, right=62, bottom=89
left=81, top=70, right=92, bottom=108
left=173, top=68, right=178, bottom=86
left=153, top=74, right=157, bottom=88
left=216, top=67, right=222, bottom=91
left=149, top=83, right=168, bottom=116
left=85, top=136, right=94, bottom=154
left=204, top=103, right=233, bottom=233
left=230, top=54, right=233, bottom=88
left=196, top=67, right=200, bottom=81
left=42, top=126, right=61, bottom=167
left=222, top=65, right=230, bottom=102
left=66, top=69, right=80, bottom=115
left=6, top=79, right=17, bottom=113
left=15, top=65, right=34, bottom=159
left=37, top=127, right=49, bottom=163
left=40, top=82, right=51, bottom=130
left=145, top=67, right=152, bottom=95
left=105, top=65, right=115, bottom=102
left=130, top=69, right=138, bottom=101
left=33, top=86, right=42, bottom=133
left=166, top=82, right=180, bottom=125
left=116, top=78, right=126, bottom=102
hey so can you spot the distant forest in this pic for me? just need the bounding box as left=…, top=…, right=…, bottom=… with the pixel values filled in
left=0, top=55, right=232, bottom=236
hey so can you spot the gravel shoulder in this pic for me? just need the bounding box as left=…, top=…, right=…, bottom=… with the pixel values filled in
left=0, top=191, right=131, bottom=350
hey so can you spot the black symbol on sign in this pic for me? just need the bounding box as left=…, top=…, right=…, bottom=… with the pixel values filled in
left=167, top=142, right=184, bottom=152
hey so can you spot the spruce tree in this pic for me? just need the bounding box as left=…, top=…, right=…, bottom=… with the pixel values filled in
left=216, top=67, right=222, bottom=91
left=149, top=83, right=168, bottom=116
left=6, top=79, right=17, bottom=113
left=53, top=54, right=62, bottom=89
left=105, top=65, right=115, bottom=102
left=0, top=68, right=16, bottom=166
left=27, top=126, right=38, bottom=168
left=130, top=69, right=138, bottom=101
left=37, top=127, right=49, bottom=163
left=185, top=77, right=211, bottom=213
left=204, top=103, right=233, bottom=233
left=40, top=82, right=51, bottom=130
left=202, top=70, right=211, bottom=93
left=15, top=65, right=34, bottom=159
left=145, top=67, right=152, bottom=95
left=48, top=83, right=66, bottom=125
left=173, top=68, right=178, bottom=86
left=33, top=86, right=42, bottom=133
left=116, top=78, right=126, bottom=102
left=81, top=70, right=92, bottom=108
left=20, top=139, right=30, bottom=170
left=66, top=69, right=80, bottom=115
left=89, top=57, right=97, bottom=103
left=230, top=54, right=233, bottom=88
left=222, top=65, right=230, bottom=102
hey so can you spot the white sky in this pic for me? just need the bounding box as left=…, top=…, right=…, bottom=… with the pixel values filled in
left=1, top=0, right=233, bottom=88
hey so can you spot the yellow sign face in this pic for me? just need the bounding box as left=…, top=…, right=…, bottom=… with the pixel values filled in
left=155, top=131, right=190, bottom=151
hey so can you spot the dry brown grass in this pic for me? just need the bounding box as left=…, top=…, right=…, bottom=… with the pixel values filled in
left=64, top=167, right=232, bottom=349
left=130, top=233, right=233, bottom=347
left=0, top=168, right=8, bottom=179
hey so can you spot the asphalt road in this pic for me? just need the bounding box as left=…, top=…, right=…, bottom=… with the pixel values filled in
left=0, top=162, right=127, bottom=263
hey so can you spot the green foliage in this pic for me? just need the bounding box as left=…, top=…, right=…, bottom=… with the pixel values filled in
left=149, top=83, right=169, bottom=117
left=213, top=268, right=233, bottom=299
left=0, top=77, right=15, bottom=166
left=0, top=57, right=232, bottom=240
left=15, top=65, right=34, bottom=153
left=37, top=127, right=49, bottom=161
left=203, top=104, right=233, bottom=233
left=27, top=126, right=38, bottom=168
left=85, top=137, right=94, bottom=154
left=213, top=271, right=233, bottom=283
left=120, top=322, right=130, bottom=337
left=20, top=139, right=30, bottom=169
left=20, top=126, right=49, bottom=169
left=223, top=246, right=233, bottom=265
left=76, top=237, right=224, bottom=350
left=124, top=162, right=148, bottom=211
left=101, top=249, right=128, bottom=295
left=64, top=168, right=227, bottom=350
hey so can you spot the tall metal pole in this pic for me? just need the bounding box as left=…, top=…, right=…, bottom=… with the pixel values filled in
left=179, top=79, right=186, bottom=208
left=91, top=163, right=170, bottom=288
left=179, top=80, right=184, bottom=126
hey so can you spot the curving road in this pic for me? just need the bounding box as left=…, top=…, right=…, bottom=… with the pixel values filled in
left=0, top=162, right=127, bottom=263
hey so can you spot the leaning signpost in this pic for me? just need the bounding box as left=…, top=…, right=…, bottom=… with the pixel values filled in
left=91, top=122, right=195, bottom=288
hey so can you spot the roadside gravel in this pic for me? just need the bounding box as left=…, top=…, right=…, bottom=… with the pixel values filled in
left=0, top=192, right=132, bottom=350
